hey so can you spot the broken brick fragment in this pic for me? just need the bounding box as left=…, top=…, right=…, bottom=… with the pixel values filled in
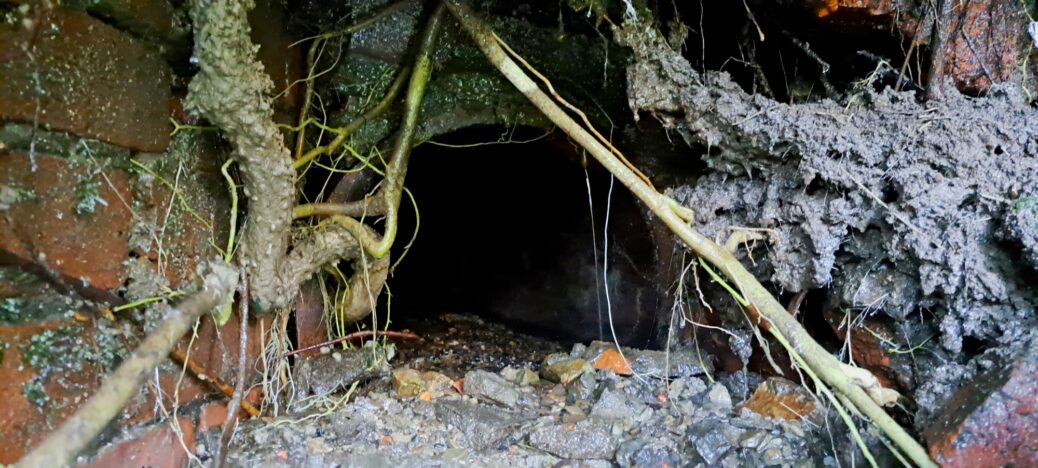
left=592, top=348, right=633, bottom=376
left=923, top=345, right=1038, bottom=466
left=740, top=377, right=826, bottom=425
left=83, top=417, right=196, bottom=468
left=824, top=310, right=914, bottom=393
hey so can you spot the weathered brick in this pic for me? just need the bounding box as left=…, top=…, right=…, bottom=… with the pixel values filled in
left=128, top=137, right=232, bottom=289
left=825, top=311, right=914, bottom=392
left=740, top=377, right=827, bottom=425
left=84, top=416, right=196, bottom=468
left=0, top=321, right=103, bottom=464
left=0, top=152, right=132, bottom=295
left=66, top=0, right=185, bottom=46
left=924, top=345, right=1038, bottom=467
left=941, top=0, right=1029, bottom=94
left=0, top=7, right=172, bottom=152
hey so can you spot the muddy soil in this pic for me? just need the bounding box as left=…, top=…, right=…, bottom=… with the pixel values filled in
left=614, top=21, right=1038, bottom=426
left=224, top=314, right=883, bottom=467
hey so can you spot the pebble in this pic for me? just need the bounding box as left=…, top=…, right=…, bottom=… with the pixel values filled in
left=225, top=314, right=825, bottom=466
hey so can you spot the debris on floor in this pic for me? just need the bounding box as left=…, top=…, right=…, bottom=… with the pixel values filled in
left=225, top=314, right=850, bottom=467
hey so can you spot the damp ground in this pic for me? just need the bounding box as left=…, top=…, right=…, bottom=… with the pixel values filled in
left=223, top=313, right=878, bottom=467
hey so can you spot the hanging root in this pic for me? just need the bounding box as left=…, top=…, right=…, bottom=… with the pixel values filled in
left=441, top=2, right=936, bottom=466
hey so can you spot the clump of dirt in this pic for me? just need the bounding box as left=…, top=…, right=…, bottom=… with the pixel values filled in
left=614, top=20, right=1038, bottom=425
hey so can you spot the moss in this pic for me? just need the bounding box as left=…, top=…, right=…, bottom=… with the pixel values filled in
left=22, top=379, right=48, bottom=407
left=0, top=298, right=25, bottom=322
left=318, top=11, right=626, bottom=150
left=22, top=327, right=84, bottom=371
left=90, top=325, right=125, bottom=371
left=22, top=325, right=124, bottom=373
left=0, top=123, right=131, bottom=161
left=0, top=184, right=38, bottom=211
left=362, top=340, right=396, bottom=371
left=73, top=180, right=106, bottom=215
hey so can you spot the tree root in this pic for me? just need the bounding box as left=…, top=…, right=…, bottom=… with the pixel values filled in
left=185, top=0, right=427, bottom=319
left=313, top=4, right=445, bottom=260
left=186, top=0, right=296, bottom=312
left=442, top=1, right=936, bottom=466
left=17, top=262, right=238, bottom=467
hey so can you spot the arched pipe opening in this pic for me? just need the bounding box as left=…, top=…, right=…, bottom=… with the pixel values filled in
left=367, top=126, right=677, bottom=349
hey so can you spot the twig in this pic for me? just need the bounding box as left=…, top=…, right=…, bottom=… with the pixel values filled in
left=896, top=7, right=932, bottom=92
left=926, top=0, right=954, bottom=100
left=281, top=330, right=419, bottom=358
left=787, top=290, right=808, bottom=316
left=216, top=273, right=251, bottom=468
left=17, top=263, right=238, bottom=467
left=441, top=2, right=936, bottom=466
left=783, top=31, right=835, bottom=96
left=293, top=66, right=411, bottom=171
left=168, top=348, right=261, bottom=418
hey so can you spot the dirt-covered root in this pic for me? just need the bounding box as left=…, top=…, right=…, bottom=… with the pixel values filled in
left=613, top=19, right=1038, bottom=423
left=185, top=0, right=297, bottom=312
left=184, top=0, right=395, bottom=318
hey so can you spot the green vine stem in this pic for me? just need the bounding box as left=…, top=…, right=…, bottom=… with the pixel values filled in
left=329, top=3, right=444, bottom=259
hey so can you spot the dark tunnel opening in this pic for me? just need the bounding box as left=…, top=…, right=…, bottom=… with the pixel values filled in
left=379, top=126, right=673, bottom=348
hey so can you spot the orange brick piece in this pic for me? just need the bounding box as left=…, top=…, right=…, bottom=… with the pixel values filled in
left=593, top=348, right=632, bottom=376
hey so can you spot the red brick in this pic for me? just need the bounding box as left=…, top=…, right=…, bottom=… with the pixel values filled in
left=198, top=401, right=229, bottom=433
left=811, top=0, right=897, bottom=18
left=740, top=377, right=827, bottom=425
left=940, top=0, right=1028, bottom=94
left=0, top=321, right=103, bottom=463
left=73, top=0, right=184, bottom=47
left=129, top=145, right=232, bottom=289
left=84, top=417, right=196, bottom=468
left=0, top=152, right=132, bottom=295
left=803, top=0, right=1029, bottom=94
left=0, top=7, right=171, bottom=152
left=825, top=311, right=913, bottom=392
left=293, top=280, right=329, bottom=358
left=923, top=346, right=1038, bottom=467
left=186, top=312, right=272, bottom=389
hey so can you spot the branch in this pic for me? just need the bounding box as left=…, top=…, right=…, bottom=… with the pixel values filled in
left=441, top=2, right=935, bottom=466
left=280, top=222, right=389, bottom=324
left=17, top=262, right=238, bottom=467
